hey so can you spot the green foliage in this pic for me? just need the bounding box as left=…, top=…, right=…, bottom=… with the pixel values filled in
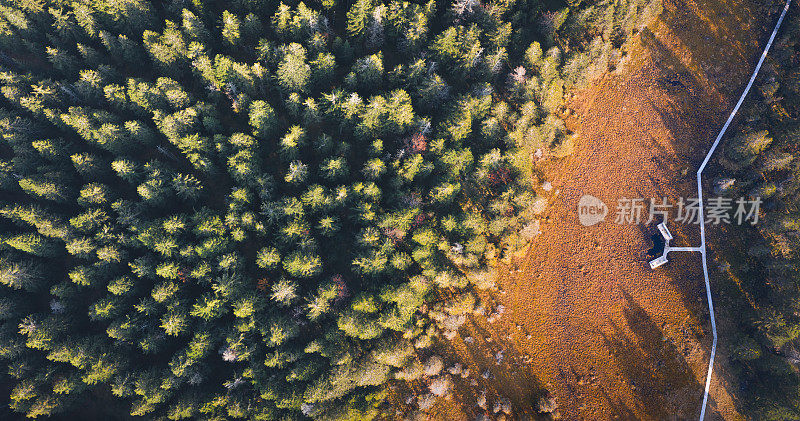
left=0, top=0, right=651, bottom=418
left=277, top=43, right=311, bottom=93
left=709, top=13, right=800, bottom=418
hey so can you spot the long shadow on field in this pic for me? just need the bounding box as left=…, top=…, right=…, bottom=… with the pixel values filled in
left=599, top=386, right=641, bottom=421
left=452, top=314, right=551, bottom=419
left=600, top=289, right=715, bottom=420
left=636, top=25, right=717, bottom=323
left=639, top=17, right=718, bottom=168
left=661, top=0, right=776, bottom=101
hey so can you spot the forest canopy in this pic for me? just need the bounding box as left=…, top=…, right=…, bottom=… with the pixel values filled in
left=711, top=14, right=800, bottom=420
left=0, top=0, right=656, bottom=419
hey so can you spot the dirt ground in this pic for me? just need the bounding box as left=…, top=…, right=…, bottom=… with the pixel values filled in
left=428, top=0, right=787, bottom=420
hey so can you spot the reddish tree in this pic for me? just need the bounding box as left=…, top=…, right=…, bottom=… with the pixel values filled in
left=332, top=274, right=349, bottom=301
left=256, top=278, right=269, bottom=292
left=405, top=133, right=427, bottom=154
left=383, top=227, right=406, bottom=244
left=487, top=166, right=511, bottom=186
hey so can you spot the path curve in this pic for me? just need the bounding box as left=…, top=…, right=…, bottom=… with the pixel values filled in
left=696, top=1, right=792, bottom=419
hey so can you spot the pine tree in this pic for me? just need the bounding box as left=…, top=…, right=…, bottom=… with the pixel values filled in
left=0, top=258, right=42, bottom=291
left=18, top=175, right=73, bottom=203
left=277, top=43, right=311, bottom=93
left=4, top=234, right=58, bottom=257
left=221, top=11, right=241, bottom=46
left=248, top=100, right=277, bottom=139
left=270, top=279, right=298, bottom=307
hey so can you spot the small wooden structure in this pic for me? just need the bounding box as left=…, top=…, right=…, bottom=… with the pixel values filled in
left=649, top=254, right=668, bottom=269
left=649, top=222, right=673, bottom=269
left=649, top=222, right=701, bottom=269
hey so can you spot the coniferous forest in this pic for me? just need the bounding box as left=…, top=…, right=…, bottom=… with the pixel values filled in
left=0, top=0, right=657, bottom=419
left=712, top=12, right=800, bottom=420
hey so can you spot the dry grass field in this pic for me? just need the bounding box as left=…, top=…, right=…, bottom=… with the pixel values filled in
left=420, top=0, right=788, bottom=419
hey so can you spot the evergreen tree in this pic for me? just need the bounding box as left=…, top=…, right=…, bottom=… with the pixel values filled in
left=277, top=43, right=311, bottom=93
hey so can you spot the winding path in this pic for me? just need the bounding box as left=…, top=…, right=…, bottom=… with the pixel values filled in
left=695, top=1, right=792, bottom=418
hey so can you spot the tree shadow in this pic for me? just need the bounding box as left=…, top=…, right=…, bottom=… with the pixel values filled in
left=658, top=0, right=778, bottom=102
left=449, top=309, right=553, bottom=419
left=599, top=289, right=715, bottom=420
left=599, top=387, right=641, bottom=421
left=393, top=290, right=553, bottom=420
